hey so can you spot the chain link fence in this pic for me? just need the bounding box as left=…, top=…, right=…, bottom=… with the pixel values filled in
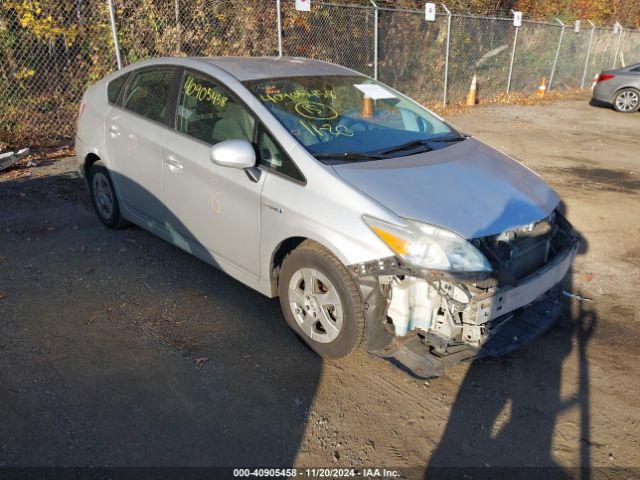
left=2, top=0, right=639, bottom=148
left=377, top=8, right=448, bottom=104
left=282, top=1, right=375, bottom=77
left=0, top=0, right=116, bottom=147
left=619, top=30, right=640, bottom=69
left=115, top=0, right=279, bottom=61
left=554, top=25, right=590, bottom=90
left=448, top=16, right=516, bottom=102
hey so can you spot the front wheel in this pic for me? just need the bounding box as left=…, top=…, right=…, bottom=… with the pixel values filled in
left=613, top=88, right=640, bottom=113
left=278, top=241, right=365, bottom=359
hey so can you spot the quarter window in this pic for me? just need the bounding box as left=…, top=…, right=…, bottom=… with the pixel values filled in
left=107, top=73, right=129, bottom=105
left=176, top=70, right=255, bottom=145
left=122, top=69, right=174, bottom=123
left=258, top=127, right=305, bottom=183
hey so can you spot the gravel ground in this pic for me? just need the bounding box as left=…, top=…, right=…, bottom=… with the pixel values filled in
left=1, top=97, right=638, bottom=477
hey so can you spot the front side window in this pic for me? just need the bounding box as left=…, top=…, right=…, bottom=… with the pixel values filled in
left=244, top=75, right=462, bottom=162
left=176, top=70, right=255, bottom=145
left=122, top=69, right=174, bottom=123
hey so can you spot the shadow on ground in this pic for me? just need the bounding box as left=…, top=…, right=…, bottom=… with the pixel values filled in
left=425, top=202, right=595, bottom=479
left=0, top=169, right=321, bottom=467
left=1, top=162, right=601, bottom=475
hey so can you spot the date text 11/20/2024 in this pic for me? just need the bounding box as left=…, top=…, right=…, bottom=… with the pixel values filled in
left=232, top=468, right=402, bottom=478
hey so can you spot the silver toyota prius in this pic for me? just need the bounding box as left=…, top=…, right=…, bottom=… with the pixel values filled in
left=76, top=56, right=578, bottom=377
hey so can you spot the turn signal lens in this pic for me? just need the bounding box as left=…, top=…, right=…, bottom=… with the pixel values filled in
left=371, top=226, right=408, bottom=255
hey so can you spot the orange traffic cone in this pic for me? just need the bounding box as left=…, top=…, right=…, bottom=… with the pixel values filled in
left=362, top=96, right=374, bottom=118
left=466, top=74, right=477, bottom=106
left=536, top=77, right=547, bottom=97
left=591, top=73, right=599, bottom=90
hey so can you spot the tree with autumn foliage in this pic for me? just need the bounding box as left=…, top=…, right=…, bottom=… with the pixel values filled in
left=0, top=1, right=115, bottom=145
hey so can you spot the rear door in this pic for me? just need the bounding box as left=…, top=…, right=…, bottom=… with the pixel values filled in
left=161, top=69, right=265, bottom=277
left=105, top=67, right=177, bottom=225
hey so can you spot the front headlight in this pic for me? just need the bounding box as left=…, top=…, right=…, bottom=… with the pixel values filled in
left=363, top=215, right=492, bottom=273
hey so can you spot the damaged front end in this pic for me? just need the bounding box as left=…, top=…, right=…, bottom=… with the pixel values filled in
left=351, top=211, right=579, bottom=378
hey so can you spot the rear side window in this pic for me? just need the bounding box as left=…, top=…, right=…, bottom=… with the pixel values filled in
left=107, top=73, right=129, bottom=104
left=632, top=66, right=640, bottom=72
left=122, top=69, right=175, bottom=124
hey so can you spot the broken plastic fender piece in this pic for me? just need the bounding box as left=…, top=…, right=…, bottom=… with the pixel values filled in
left=384, top=336, right=444, bottom=379
left=0, top=148, right=30, bottom=172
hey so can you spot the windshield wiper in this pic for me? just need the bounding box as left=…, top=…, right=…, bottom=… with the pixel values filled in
left=376, top=139, right=434, bottom=156
left=314, top=152, right=385, bottom=161
left=427, top=133, right=469, bottom=143
left=376, top=134, right=469, bottom=156
left=314, top=134, right=469, bottom=161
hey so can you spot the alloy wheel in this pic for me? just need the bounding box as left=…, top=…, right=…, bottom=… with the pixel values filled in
left=92, top=172, right=114, bottom=219
left=288, top=267, right=343, bottom=344
left=615, top=90, right=639, bottom=111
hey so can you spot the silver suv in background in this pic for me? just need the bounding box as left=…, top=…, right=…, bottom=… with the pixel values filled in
left=592, top=63, right=640, bottom=112
left=76, top=57, right=578, bottom=378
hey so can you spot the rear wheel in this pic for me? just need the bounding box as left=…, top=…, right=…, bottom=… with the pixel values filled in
left=613, top=88, right=640, bottom=113
left=88, top=161, right=129, bottom=229
left=278, top=240, right=364, bottom=359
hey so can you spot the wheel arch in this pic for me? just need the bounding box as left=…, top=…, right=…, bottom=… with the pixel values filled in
left=269, top=237, right=308, bottom=296
left=269, top=236, right=357, bottom=297
left=612, top=85, right=640, bottom=103
left=83, top=152, right=102, bottom=179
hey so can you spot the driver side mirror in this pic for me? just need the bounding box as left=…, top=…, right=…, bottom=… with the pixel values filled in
left=210, top=139, right=256, bottom=170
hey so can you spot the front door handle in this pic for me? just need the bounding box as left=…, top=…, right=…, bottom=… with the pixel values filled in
left=165, top=155, right=184, bottom=172
left=109, top=124, right=121, bottom=138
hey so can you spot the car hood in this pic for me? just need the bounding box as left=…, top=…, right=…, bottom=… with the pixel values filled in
left=332, top=137, right=559, bottom=239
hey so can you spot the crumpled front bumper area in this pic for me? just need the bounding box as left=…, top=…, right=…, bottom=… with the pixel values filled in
left=354, top=239, right=578, bottom=379
left=385, top=287, right=563, bottom=378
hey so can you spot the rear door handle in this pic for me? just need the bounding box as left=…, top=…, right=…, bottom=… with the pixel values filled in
left=165, top=155, right=184, bottom=172
left=109, top=124, right=121, bottom=138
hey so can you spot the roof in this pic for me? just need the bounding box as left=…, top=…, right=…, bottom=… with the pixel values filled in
left=197, top=56, right=359, bottom=81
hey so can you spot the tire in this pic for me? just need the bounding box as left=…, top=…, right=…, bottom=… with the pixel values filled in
left=613, top=88, right=640, bottom=113
left=88, top=161, right=129, bottom=229
left=278, top=240, right=365, bottom=359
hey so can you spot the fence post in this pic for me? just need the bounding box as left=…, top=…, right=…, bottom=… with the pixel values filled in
left=581, top=20, right=595, bottom=88
left=107, top=0, right=122, bottom=70
left=613, top=22, right=623, bottom=68
left=548, top=18, right=565, bottom=92
left=441, top=3, right=451, bottom=106
left=370, top=0, right=379, bottom=80
left=506, top=12, right=519, bottom=93
left=175, top=0, right=182, bottom=53
left=276, top=0, right=283, bottom=58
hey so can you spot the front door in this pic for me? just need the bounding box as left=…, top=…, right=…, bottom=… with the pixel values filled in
left=105, top=67, right=176, bottom=225
left=162, top=69, right=265, bottom=277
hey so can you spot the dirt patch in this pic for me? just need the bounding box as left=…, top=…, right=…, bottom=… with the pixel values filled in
left=546, top=166, right=640, bottom=194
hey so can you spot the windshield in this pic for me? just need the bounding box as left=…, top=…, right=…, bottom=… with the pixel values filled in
left=243, top=75, right=463, bottom=162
